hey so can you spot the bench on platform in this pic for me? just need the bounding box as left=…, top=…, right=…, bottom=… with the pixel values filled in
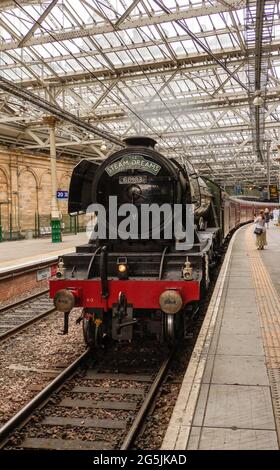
left=39, top=226, right=52, bottom=237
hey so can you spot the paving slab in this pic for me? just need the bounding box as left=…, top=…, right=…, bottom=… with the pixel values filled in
left=203, top=384, right=275, bottom=430
left=210, top=355, right=269, bottom=386
left=221, top=317, right=261, bottom=335
left=226, top=277, right=254, bottom=288
left=217, top=333, right=264, bottom=356
left=224, top=297, right=257, bottom=310
left=187, top=427, right=278, bottom=450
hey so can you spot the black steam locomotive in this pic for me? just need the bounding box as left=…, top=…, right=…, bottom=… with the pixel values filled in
left=50, top=137, right=260, bottom=346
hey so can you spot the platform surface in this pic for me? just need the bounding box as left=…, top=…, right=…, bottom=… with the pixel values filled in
left=162, top=223, right=280, bottom=450
left=0, top=232, right=88, bottom=271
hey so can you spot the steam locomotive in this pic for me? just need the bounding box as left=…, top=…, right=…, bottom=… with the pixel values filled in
left=49, top=137, right=271, bottom=346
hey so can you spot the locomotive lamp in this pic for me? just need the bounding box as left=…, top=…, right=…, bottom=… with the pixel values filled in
left=56, top=258, right=65, bottom=279
left=117, top=257, right=128, bottom=279
left=182, top=258, right=193, bottom=280
left=118, top=264, right=127, bottom=273
left=159, top=289, right=183, bottom=314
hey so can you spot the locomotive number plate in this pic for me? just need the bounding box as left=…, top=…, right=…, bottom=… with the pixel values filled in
left=119, top=176, right=147, bottom=184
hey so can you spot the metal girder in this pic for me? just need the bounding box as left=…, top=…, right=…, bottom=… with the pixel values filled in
left=0, top=0, right=39, bottom=8
left=0, top=17, right=20, bottom=40
left=0, top=30, right=249, bottom=73
left=2, top=15, right=280, bottom=77
left=20, top=138, right=103, bottom=150
left=89, top=79, right=119, bottom=112
left=211, top=63, right=245, bottom=97
left=0, top=126, right=105, bottom=159
left=0, top=0, right=278, bottom=186
left=0, top=76, right=124, bottom=147
left=145, top=120, right=280, bottom=138
left=16, top=0, right=59, bottom=48
left=114, top=0, right=142, bottom=27
left=0, top=1, right=244, bottom=52
left=153, top=0, right=248, bottom=92
left=20, top=138, right=106, bottom=158
left=76, top=90, right=280, bottom=124
left=10, top=39, right=280, bottom=88
left=246, top=0, right=275, bottom=162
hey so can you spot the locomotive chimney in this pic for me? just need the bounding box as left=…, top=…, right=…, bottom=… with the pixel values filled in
left=123, top=136, right=157, bottom=148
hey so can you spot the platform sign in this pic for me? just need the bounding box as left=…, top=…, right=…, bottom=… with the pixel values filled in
left=37, top=267, right=51, bottom=281
left=57, top=190, right=68, bottom=199
left=269, top=184, right=279, bottom=202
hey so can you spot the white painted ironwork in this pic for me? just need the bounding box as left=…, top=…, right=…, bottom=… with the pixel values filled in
left=0, top=0, right=279, bottom=185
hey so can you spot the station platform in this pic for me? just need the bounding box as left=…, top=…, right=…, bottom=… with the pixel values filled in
left=0, top=232, right=88, bottom=273
left=162, top=223, right=280, bottom=450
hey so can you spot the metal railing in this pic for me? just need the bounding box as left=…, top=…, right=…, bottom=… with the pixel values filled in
left=0, top=213, right=86, bottom=241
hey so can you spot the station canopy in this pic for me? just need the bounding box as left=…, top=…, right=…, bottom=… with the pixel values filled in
left=0, top=0, right=280, bottom=186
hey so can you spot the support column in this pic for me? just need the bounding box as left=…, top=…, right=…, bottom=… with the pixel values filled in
left=267, top=141, right=271, bottom=199
left=278, top=148, right=280, bottom=225
left=9, top=155, right=19, bottom=239
left=44, top=116, right=61, bottom=242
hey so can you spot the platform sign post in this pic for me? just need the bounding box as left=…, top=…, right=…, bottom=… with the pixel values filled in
left=51, top=219, right=61, bottom=243
left=44, top=115, right=62, bottom=243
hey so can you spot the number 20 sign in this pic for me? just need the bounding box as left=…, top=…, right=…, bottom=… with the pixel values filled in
left=56, top=191, right=68, bottom=199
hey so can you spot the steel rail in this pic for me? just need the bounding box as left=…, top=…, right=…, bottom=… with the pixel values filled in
left=0, top=349, right=172, bottom=450
left=121, top=350, right=173, bottom=450
left=0, top=306, right=55, bottom=342
left=0, top=289, right=49, bottom=314
left=0, top=349, right=90, bottom=448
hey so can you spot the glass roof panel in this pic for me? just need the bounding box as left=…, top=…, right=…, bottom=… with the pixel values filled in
left=0, top=0, right=279, bottom=183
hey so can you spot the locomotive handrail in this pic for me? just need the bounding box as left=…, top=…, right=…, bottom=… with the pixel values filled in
left=86, top=246, right=101, bottom=279
left=100, top=246, right=109, bottom=298
left=159, top=246, right=168, bottom=280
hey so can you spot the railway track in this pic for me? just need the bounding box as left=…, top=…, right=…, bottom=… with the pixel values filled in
left=0, top=348, right=172, bottom=450
left=0, top=290, right=55, bottom=341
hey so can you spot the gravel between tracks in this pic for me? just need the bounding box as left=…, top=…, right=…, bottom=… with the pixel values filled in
left=0, top=286, right=48, bottom=310
left=0, top=307, right=84, bottom=425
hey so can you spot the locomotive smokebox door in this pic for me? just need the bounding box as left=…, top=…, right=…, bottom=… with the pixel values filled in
left=112, top=303, right=134, bottom=341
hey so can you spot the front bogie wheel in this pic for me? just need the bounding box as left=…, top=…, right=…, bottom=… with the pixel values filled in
left=164, top=313, right=176, bottom=343
left=82, top=315, right=102, bottom=348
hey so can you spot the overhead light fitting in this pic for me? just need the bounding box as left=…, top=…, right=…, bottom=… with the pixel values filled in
left=253, top=90, right=264, bottom=106
left=100, top=142, right=107, bottom=152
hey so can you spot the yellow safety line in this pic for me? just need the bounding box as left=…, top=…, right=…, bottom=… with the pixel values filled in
left=246, top=226, right=280, bottom=442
